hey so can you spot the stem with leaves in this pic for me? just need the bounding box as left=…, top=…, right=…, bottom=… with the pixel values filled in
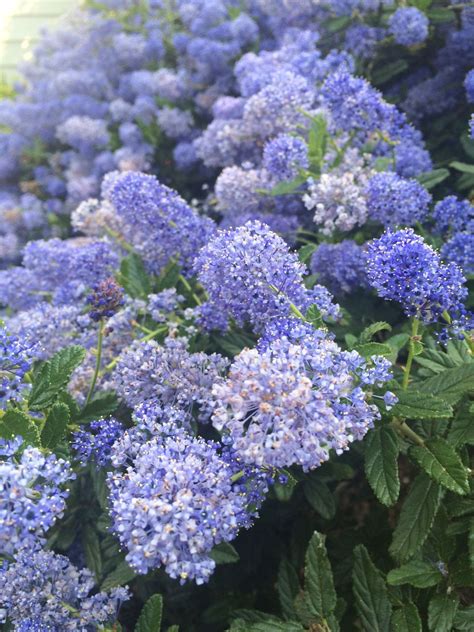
left=402, top=318, right=420, bottom=390
left=85, top=320, right=105, bottom=406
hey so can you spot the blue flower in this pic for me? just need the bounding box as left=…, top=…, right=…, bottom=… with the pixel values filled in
left=389, top=7, right=429, bottom=47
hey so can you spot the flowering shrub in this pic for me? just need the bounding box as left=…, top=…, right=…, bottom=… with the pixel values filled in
left=0, top=0, right=473, bottom=630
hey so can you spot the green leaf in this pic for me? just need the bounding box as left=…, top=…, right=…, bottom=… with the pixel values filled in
left=390, top=391, right=453, bottom=419
left=75, top=391, right=118, bottom=423
left=420, top=364, right=474, bottom=405
left=427, top=8, right=455, bottom=22
left=391, top=603, right=422, bottom=632
left=469, top=519, right=474, bottom=570
left=0, top=410, right=40, bottom=446
left=240, top=622, right=304, bottom=632
left=387, top=561, right=442, bottom=588
left=354, top=343, right=393, bottom=358
left=264, top=176, right=306, bottom=197
left=135, top=594, right=163, bottom=632
left=305, top=304, right=324, bottom=329
left=365, top=426, right=400, bottom=507
left=386, top=334, right=410, bottom=363
left=209, top=542, right=239, bottom=564
left=101, top=560, right=136, bottom=590
left=390, top=474, right=442, bottom=562
left=41, top=402, right=70, bottom=448
left=428, top=594, right=459, bottom=632
left=359, top=322, right=391, bottom=344
left=156, top=260, right=180, bottom=292
left=304, top=531, right=337, bottom=619
left=448, top=402, right=474, bottom=448
left=416, top=168, right=449, bottom=189
left=324, top=15, right=351, bottom=33
left=304, top=477, right=336, bottom=519
left=409, top=0, right=432, bottom=10
left=82, top=526, right=102, bottom=581
left=29, top=345, right=86, bottom=410
left=409, top=438, right=469, bottom=495
left=352, top=545, right=392, bottom=632
left=372, top=60, right=409, bottom=85
left=119, top=253, right=151, bottom=298
left=167, top=627, right=179, bottom=632
left=453, top=606, right=474, bottom=630
left=307, top=115, right=328, bottom=171
left=277, top=559, right=300, bottom=620
left=450, top=160, right=474, bottom=174
left=298, top=243, right=316, bottom=264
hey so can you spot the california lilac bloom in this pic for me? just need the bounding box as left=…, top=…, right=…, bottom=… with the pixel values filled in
left=212, top=332, right=391, bottom=471
left=310, top=240, right=369, bottom=296
left=366, top=172, right=431, bottom=227
left=108, top=431, right=261, bottom=584
left=86, top=277, right=125, bottom=321
left=441, top=231, right=474, bottom=275
left=432, top=195, right=474, bottom=234
left=0, top=549, right=129, bottom=630
left=72, top=418, right=124, bottom=467
left=367, top=229, right=471, bottom=326
left=0, top=329, right=37, bottom=406
left=262, top=134, right=309, bottom=181
left=465, top=69, right=474, bottom=102
left=389, top=7, right=429, bottom=47
left=0, top=441, right=74, bottom=556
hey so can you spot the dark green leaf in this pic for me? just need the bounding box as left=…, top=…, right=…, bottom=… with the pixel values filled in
left=324, top=15, right=351, bottom=33
left=359, top=322, right=391, bottom=344
left=352, top=545, right=392, bottom=632
left=448, top=402, right=474, bottom=448
left=409, top=438, right=469, bottom=495
left=416, top=168, right=449, bottom=189
left=156, top=260, right=180, bottom=292
left=264, top=176, right=306, bottom=197
left=391, top=391, right=453, bottom=419
left=470, top=519, right=474, bottom=570
left=119, top=253, right=151, bottom=298
left=420, top=364, right=474, bottom=404
left=82, top=526, right=102, bottom=580
left=298, top=243, right=316, bottom=264
left=389, top=474, right=442, bottom=562
left=209, top=542, right=239, bottom=564
left=427, top=8, right=455, bottom=22
left=41, top=402, right=70, bottom=448
left=387, top=561, right=442, bottom=588
left=0, top=410, right=40, bottom=446
left=304, top=531, right=337, bottom=618
left=354, top=343, right=393, bottom=358
left=428, top=594, right=459, bottom=632
left=75, top=391, right=118, bottom=423
left=277, top=559, right=300, bottom=620
left=372, top=60, right=409, bottom=85
left=391, top=603, right=422, bottom=632
left=304, top=477, right=336, bottom=520
left=453, top=606, right=474, bottom=630
left=29, top=346, right=86, bottom=410
left=135, top=594, right=163, bottom=632
left=101, top=560, right=136, bottom=590
left=450, top=160, right=474, bottom=174
left=307, top=115, right=328, bottom=171
left=364, top=426, right=400, bottom=507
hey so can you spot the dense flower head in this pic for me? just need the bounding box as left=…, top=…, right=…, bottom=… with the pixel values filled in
left=86, top=277, right=125, bottom=321
left=212, top=332, right=391, bottom=471
left=0, top=549, right=129, bottom=629
left=262, top=134, right=309, bottom=181
left=388, top=7, right=429, bottom=47
left=366, top=172, right=431, bottom=227
left=16, top=619, right=55, bottom=632
left=366, top=229, right=470, bottom=325
left=441, top=231, right=474, bottom=275
left=432, top=195, right=474, bottom=234
left=108, top=431, right=261, bottom=584
left=0, top=329, right=37, bottom=406
left=72, top=418, right=124, bottom=467
left=0, top=441, right=74, bottom=556
left=108, top=171, right=215, bottom=275
left=193, top=221, right=336, bottom=332
left=310, top=240, right=369, bottom=296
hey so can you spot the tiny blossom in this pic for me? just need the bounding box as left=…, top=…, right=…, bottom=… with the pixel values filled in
left=108, top=431, right=263, bottom=584
left=389, top=8, right=429, bottom=47
left=432, top=195, right=474, bottom=234
left=0, top=328, right=37, bottom=406
left=366, top=171, right=431, bottom=227
left=0, top=441, right=74, bottom=555
left=0, top=549, right=129, bottom=630
left=366, top=229, right=471, bottom=326
left=212, top=333, right=391, bottom=471
left=147, top=289, right=184, bottom=322
left=441, top=231, right=474, bottom=275
left=262, top=134, right=309, bottom=181
left=72, top=418, right=124, bottom=467
left=16, top=619, right=55, bottom=632
left=310, top=240, right=369, bottom=296
left=86, top=277, right=124, bottom=321
left=465, top=69, right=474, bottom=102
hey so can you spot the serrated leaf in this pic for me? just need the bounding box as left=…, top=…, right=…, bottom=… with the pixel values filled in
left=352, top=545, right=392, bottom=632
left=82, top=526, right=102, bottom=580
left=75, top=391, right=118, bottom=423
left=41, top=402, right=69, bottom=449
left=391, top=391, right=453, bottom=419
left=244, top=622, right=304, bottom=632
left=416, top=168, right=449, bottom=189
left=304, top=531, right=337, bottom=618
left=387, top=561, right=442, bottom=588
left=119, top=253, right=151, bottom=299
left=391, top=602, right=422, bottom=632
left=448, top=402, right=474, bottom=448
left=409, top=438, right=469, bottom=495
left=453, top=606, right=474, bottom=630
left=209, top=542, right=239, bottom=564
left=420, top=364, right=474, bottom=405
left=354, top=343, right=393, bottom=358
left=0, top=410, right=40, bottom=446
left=359, top=322, right=391, bottom=344
left=390, top=474, right=441, bottom=562
left=277, top=559, right=299, bottom=620
left=29, top=345, right=86, bottom=410
left=386, top=334, right=410, bottom=363
left=101, top=560, right=136, bottom=590
left=304, top=477, right=336, bottom=519
left=428, top=594, right=459, bottom=632
left=365, top=426, right=400, bottom=506
left=135, top=594, right=163, bottom=632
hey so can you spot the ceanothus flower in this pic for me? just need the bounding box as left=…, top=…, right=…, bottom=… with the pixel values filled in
left=441, top=231, right=474, bottom=275
left=310, top=240, right=369, bottom=296
left=262, top=134, right=309, bottom=181
left=366, top=171, right=431, bottom=227
left=389, top=7, right=429, bottom=47
left=432, top=195, right=474, bottom=234
left=0, top=328, right=37, bottom=406
left=86, top=277, right=125, bottom=321
left=212, top=332, right=391, bottom=471
left=0, top=549, right=129, bottom=630
left=72, top=418, right=124, bottom=467
left=0, top=441, right=74, bottom=556
left=107, top=431, right=261, bottom=584
left=465, top=69, right=474, bottom=102
left=366, top=229, right=471, bottom=325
